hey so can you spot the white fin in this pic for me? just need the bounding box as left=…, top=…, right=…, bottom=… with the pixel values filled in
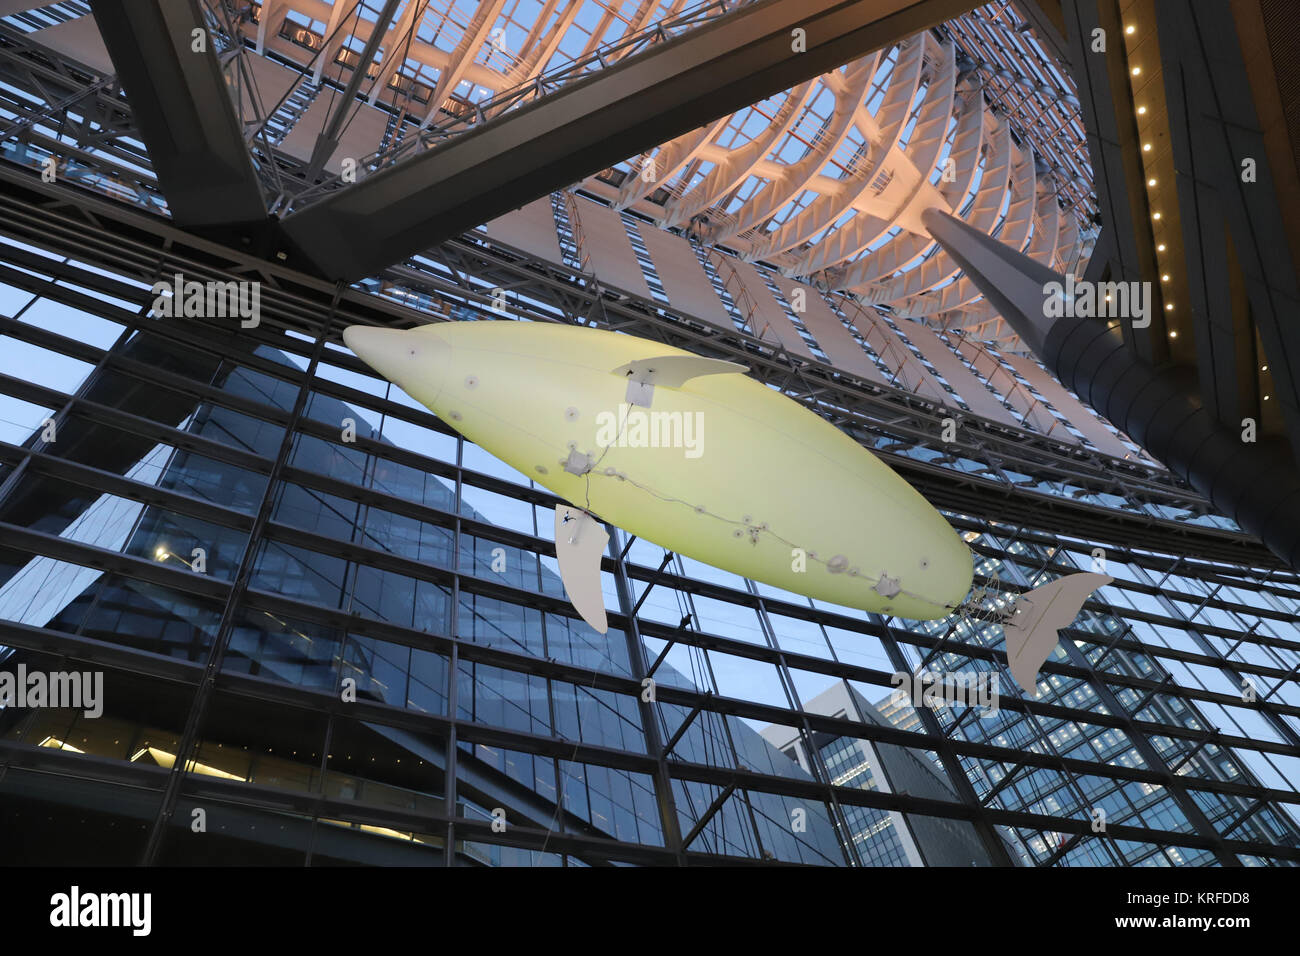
left=554, top=505, right=610, bottom=634
left=610, top=355, right=747, bottom=406
left=1004, top=572, right=1112, bottom=695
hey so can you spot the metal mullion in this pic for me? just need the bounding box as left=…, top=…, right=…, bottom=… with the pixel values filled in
left=874, top=614, right=1016, bottom=866
left=662, top=555, right=767, bottom=859
left=606, top=526, right=686, bottom=864
left=749, top=584, right=862, bottom=866
left=10, top=605, right=1300, bottom=825
left=10, top=504, right=1300, bottom=772
left=140, top=289, right=341, bottom=864
left=443, top=432, right=464, bottom=865
left=0, top=270, right=142, bottom=514
left=1132, top=562, right=1300, bottom=751
left=1054, top=636, right=1242, bottom=866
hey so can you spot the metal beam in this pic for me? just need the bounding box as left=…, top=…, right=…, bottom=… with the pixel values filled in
left=304, top=0, right=402, bottom=177
left=280, top=0, right=978, bottom=280
left=88, top=0, right=268, bottom=228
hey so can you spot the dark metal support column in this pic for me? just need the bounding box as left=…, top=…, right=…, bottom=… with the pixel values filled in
left=607, top=528, right=686, bottom=863
left=140, top=286, right=342, bottom=864
left=874, top=616, right=1017, bottom=866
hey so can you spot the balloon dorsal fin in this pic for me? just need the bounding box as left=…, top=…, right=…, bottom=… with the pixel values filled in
left=610, top=355, right=747, bottom=407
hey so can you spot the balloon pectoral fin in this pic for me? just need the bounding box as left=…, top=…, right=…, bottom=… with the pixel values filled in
left=554, top=505, right=610, bottom=634
left=1003, top=572, right=1113, bottom=695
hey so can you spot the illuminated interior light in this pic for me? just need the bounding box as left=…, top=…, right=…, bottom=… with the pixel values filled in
left=1153, top=212, right=1161, bottom=220
left=39, top=737, right=85, bottom=753
left=1143, top=143, right=1151, bottom=152
left=1137, top=106, right=1147, bottom=115
left=1148, top=178, right=1156, bottom=186
left=1162, top=274, right=1170, bottom=281
left=1132, top=66, right=1141, bottom=76
left=1157, top=243, right=1166, bottom=251
left=1126, top=25, right=1136, bottom=35
left=138, top=746, right=245, bottom=780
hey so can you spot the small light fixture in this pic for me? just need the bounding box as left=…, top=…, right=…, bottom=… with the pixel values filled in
left=1157, top=243, right=1166, bottom=251
left=1166, top=303, right=1174, bottom=311
left=154, top=546, right=167, bottom=561
left=1264, top=394, right=1271, bottom=401
left=1132, top=66, right=1142, bottom=76
left=1143, top=143, right=1152, bottom=152
left=1126, top=25, right=1136, bottom=35
left=1169, top=330, right=1178, bottom=338
left=1262, top=364, right=1269, bottom=371
left=1161, top=274, right=1170, bottom=281
left=1148, top=177, right=1157, bottom=186
left=1153, top=211, right=1161, bottom=220
left=1138, top=106, right=1147, bottom=115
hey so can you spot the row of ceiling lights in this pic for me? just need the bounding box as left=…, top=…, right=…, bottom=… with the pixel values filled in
left=1126, top=23, right=1179, bottom=341
left=1128, top=21, right=1272, bottom=401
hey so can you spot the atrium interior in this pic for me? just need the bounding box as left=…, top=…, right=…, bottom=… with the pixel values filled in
left=0, top=0, right=1298, bottom=867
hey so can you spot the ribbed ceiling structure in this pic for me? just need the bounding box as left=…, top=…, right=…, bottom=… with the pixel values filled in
left=222, top=0, right=1094, bottom=350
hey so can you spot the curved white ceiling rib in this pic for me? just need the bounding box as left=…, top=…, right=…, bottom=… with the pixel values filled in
left=653, top=80, right=818, bottom=224
left=775, top=37, right=927, bottom=274
left=767, top=35, right=953, bottom=270
left=717, top=56, right=877, bottom=249
left=613, top=114, right=730, bottom=210
left=828, top=83, right=983, bottom=292
left=892, top=128, right=1036, bottom=319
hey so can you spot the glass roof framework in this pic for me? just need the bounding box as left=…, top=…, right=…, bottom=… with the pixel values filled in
left=592, top=6, right=1095, bottom=351
left=197, top=0, right=1090, bottom=352
left=0, top=1, right=1092, bottom=357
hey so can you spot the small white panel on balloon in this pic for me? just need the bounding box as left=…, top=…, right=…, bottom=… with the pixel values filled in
left=625, top=379, right=654, bottom=407
left=554, top=506, right=610, bottom=634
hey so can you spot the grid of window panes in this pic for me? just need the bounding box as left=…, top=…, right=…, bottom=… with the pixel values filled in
left=1, top=227, right=1299, bottom=867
